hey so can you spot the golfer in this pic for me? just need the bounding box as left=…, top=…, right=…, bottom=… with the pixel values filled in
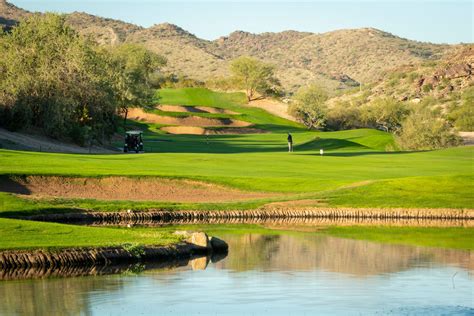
left=287, top=133, right=293, bottom=152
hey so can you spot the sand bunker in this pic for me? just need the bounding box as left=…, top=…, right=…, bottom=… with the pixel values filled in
left=158, top=105, right=238, bottom=115
left=0, top=176, right=274, bottom=202
left=161, top=126, right=266, bottom=135
left=128, top=108, right=250, bottom=127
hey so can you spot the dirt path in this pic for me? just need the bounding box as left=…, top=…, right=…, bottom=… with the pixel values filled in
left=247, top=98, right=297, bottom=122
left=1, top=176, right=275, bottom=202
left=0, top=128, right=117, bottom=154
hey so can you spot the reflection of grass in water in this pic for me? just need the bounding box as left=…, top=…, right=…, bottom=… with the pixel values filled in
left=318, top=226, right=474, bottom=250
left=159, top=224, right=474, bottom=251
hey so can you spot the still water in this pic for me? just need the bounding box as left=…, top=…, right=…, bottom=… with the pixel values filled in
left=0, top=233, right=472, bottom=315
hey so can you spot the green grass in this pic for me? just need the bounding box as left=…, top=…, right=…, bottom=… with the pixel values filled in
left=1, top=88, right=472, bottom=252
left=0, top=218, right=182, bottom=250
left=0, top=88, right=473, bottom=215
left=1, top=218, right=470, bottom=251
left=155, top=88, right=303, bottom=132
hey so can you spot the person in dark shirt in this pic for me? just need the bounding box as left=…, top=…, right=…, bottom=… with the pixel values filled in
left=287, top=133, right=293, bottom=152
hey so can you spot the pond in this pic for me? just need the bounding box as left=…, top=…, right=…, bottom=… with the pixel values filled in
left=0, top=230, right=472, bottom=315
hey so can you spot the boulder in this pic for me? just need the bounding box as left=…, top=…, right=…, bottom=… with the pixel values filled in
left=187, top=232, right=210, bottom=249
left=445, top=63, right=471, bottom=79
left=209, top=236, right=228, bottom=252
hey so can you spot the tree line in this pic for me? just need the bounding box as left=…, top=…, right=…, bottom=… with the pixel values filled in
left=288, top=84, right=471, bottom=150
left=0, top=13, right=165, bottom=145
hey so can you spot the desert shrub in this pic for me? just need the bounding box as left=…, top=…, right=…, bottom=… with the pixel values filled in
left=397, top=107, right=461, bottom=150
left=361, top=98, right=410, bottom=132
left=206, top=76, right=239, bottom=91
left=407, top=72, right=419, bottom=83
left=422, top=83, right=433, bottom=93
left=326, top=100, right=363, bottom=130
left=449, top=87, right=474, bottom=131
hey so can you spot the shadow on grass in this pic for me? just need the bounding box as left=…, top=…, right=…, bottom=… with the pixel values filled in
left=0, top=207, right=88, bottom=219
left=299, top=151, right=415, bottom=157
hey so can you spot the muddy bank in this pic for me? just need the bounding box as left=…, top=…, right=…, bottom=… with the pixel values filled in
left=0, top=175, right=275, bottom=202
left=24, top=208, right=474, bottom=226
left=0, top=233, right=228, bottom=271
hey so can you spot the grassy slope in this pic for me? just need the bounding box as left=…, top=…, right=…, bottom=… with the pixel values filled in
left=155, top=88, right=302, bottom=132
left=0, top=88, right=473, bottom=215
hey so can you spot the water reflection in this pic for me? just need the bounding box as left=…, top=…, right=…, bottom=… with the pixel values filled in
left=217, top=234, right=473, bottom=275
left=0, top=233, right=472, bottom=315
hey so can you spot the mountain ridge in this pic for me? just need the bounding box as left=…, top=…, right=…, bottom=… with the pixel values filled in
left=0, top=1, right=459, bottom=92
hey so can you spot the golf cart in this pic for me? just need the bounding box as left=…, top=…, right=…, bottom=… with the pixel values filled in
left=124, top=131, right=144, bottom=153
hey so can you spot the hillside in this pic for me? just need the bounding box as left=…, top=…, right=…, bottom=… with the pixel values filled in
left=0, top=0, right=30, bottom=31
left=328, top=45, right=474, bottom=108
left=0, top=0, right=456, bottom=93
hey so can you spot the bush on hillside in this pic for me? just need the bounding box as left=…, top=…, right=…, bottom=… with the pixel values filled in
left=151, top=73, right=204, bottom=89
left=326, top=100, right=364, bottom=130
left=397, top=107, right=461, bottom=150
left=361, top=98, right=410, bottom=133
left=449, top=87, right=474, bottom=131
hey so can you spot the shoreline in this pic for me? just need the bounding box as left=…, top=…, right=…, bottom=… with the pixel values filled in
left=22, top=207, right=474, bottom=224
left=0, top=233, right=229, bottom=273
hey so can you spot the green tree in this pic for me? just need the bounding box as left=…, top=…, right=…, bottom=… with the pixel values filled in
left=230, top=56, right=279, bottom=101
left=0, top=13, right=118, bottom=144
left=110, top=43, right=166, bottom=126
left=362, top=98, right=410, bottom=132
left=289, top=85, right=328, bottom=129
left=397, top=107, right=461, bottom=150
left=0, top=14, right=166, bottom=144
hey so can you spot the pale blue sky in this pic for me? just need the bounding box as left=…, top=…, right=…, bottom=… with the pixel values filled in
left=10, top=0, right=473, bottom=44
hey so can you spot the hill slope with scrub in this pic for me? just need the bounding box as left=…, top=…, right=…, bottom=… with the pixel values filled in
left=0, top=0, right=457, bottom=93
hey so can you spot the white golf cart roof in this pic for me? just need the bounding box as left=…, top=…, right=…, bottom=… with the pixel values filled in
left=125, top=130, right=143, bottom=135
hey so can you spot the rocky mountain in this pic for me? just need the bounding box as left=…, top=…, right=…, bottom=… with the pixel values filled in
left=0, top=0, right=30, bottom=31
left=327, top=45, right=473, bottom=109
left=0, top=0, right=459, bottom=93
